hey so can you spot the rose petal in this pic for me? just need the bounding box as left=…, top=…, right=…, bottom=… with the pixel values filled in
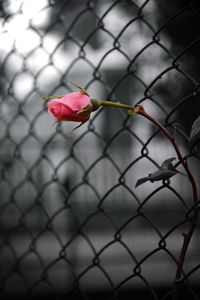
left=47, top=101, right=61, bottom=120
left=57, top=92, right=90, bottom=112
left=47, top=100, right=90, bottom=122
left=48, top=101, right=70, bottom=121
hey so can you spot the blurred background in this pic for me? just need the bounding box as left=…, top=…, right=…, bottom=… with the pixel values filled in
left=0, top=0, right=200, bottom=299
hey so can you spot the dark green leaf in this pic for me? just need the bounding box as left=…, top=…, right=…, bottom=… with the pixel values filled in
left=135, top=177, right=150, bottom=188
left=189, top=115, right=200, bottom=150
left=161, top=157, right=176, bottom=170
left=135, top=157, right=179, bottom=188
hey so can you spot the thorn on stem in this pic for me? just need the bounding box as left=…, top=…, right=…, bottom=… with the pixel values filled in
left=182, top=233, right=187, bottom=240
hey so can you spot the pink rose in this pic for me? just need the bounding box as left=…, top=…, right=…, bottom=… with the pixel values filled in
left=47, top=92, right=93, bottom=123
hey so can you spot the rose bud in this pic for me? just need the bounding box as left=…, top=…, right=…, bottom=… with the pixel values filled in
left=47, top=92, right=93, bottom=123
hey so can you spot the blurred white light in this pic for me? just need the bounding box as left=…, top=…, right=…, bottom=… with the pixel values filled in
left=6, top=14, right=29, bottom=39
left=1, top=0, right=48, bottom=54
left=6, top=0, right=23, bottom=14
left=15, top=29, right=41, bottom=54
left=22, top=0, right=48, bottom=19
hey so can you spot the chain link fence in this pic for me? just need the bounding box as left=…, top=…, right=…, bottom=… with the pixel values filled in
left=0, top=0, right=200, bottom=299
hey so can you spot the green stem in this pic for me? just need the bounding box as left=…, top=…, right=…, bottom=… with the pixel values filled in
left=91, top=99, right=139, bottom=112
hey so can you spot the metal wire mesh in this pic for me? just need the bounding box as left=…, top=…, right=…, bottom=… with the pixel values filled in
left=0, top=0, right=200, bottom=299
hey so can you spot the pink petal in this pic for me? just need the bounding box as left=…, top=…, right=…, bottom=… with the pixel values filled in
left=47, top=101, right=61, bottom=120
left=47, top=101, right=70, bottom=121
left=47, top=100, right=90, bottom=122
left=58, top=92, right=90, bottom=112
